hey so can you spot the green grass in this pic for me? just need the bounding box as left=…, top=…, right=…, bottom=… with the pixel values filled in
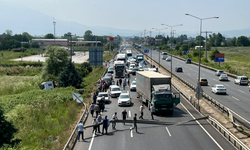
left=0, top=66, right=42, bottom=76
left=103, top=52, right=114, bottom=62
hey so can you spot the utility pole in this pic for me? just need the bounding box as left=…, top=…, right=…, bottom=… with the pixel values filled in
left=53, top=18, right=56, bottom=45
left=201, top=31, right=212, bottom=59
left=66, top=32, right=75, bottom=62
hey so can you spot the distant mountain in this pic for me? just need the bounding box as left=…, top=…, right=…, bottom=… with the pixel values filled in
left=0, top=2, right=249, bottom=38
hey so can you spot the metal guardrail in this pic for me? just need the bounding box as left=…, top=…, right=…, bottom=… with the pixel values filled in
left=131, top=45, right=250, bottom=150
left=63, top=49, right=118, bottom=150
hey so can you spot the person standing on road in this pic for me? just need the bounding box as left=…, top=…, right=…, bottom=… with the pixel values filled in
left=97, top=115, right=102, bottom=133
left=94, top=103, right=100, bottom=118
left=119, top=78, right=122, bottom=86
left=139, top=104, right=144, bottom=119
left=77, top=120, right=86, bottom=142
left=123, top=79, right=126, bottom=90
left=92, top=118, right=98, bottom=135
left=121, top=109, right=128, bottom=125
left=149, top=103, right=154, bottom=120
left=127, top=79, right=130, bottom=87
left=112, top=112, right=118, bottom=130
left=89, top=103, right=95, bottom=117
left=130, top=113, right=138, bottom=133
left=102, top=115, right=110, bottom=135
left=112, top=79, right=115, bottom=85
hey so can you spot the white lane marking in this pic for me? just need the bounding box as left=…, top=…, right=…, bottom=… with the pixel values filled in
left=129, top=111, right=131, bottom=117
left=224, top=84, right=229, bottom=86
left=180, top=103, right=223, bottom=150
left=130, top=128, right=133, bottom=137
left=212, top=78, right=217, bottom=81
left=188, top=73, right=191, bottom=75
left=165, top=127, right=171, bottom=137
left=88, top=133, right=95, bottom=150
left=238, top=89, right=245, bottom=93
left=232, top=96, right=240, bottom=101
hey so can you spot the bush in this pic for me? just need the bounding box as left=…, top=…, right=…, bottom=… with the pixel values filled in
left=193, top=50, right=204, bottom=57
left=203, top=58, right=209, bottom=63
left=187, top=53, right=192, bottom=58
left=209, top=49, right=220, bottom=60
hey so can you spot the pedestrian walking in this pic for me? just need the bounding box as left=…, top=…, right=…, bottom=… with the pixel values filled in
left=130, top=113, right=138, bottom=133
left=93, top=93, right=97, bottom=104
left=99, top=96, right=105, bottom=112
left=102, top=83, right=105, bottom=92
left=149, top=103, right=154, bottom=120
left=102, top=115, right=110, bottom=135
left=94, top=103, right=100, bottom=118
left=139, top=104, right=144, bottom=119
left=89, top=103, right=95, bottom=117
left=77, top=120, right=86, bottom=142
left=127, top=79, right=130, bottom=87
left=97, top=115, right=102, bottom=133
left=116, top=80, right=119, bottom=86
left=112, top=112, right=118, bottom=130
left=123, top=80, right=126, bottom=90
left=119, top=78, right=122, bottom=86
left=92, top=118, right=98, bottom=134
left=112, top=79, right=115, bottom=85
left=121, top=109, right=128, bottom=125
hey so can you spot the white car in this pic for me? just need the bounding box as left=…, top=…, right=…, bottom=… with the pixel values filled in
left=166, top=57, right=171, bottom=61
left=109, top=85, right=122, bottom=98
left=234, top=76, right=249, bottom=85
left=211, top=84, right=227, bottom=94
left=219, top=74, right=228, bottom=81
left=118, top=92, right=131, bottom=106
left=215, top=70, right=224, bottom=76
left=96, top=92, right=109, bottom=103
left=144, top=68, right=157, bottom=72
left=130, top=81, right=136, bottom=91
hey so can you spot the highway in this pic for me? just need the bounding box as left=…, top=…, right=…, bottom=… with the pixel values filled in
left=137, top=45, right=250, bottom=125
left=73, top=43, right=235, bottom=150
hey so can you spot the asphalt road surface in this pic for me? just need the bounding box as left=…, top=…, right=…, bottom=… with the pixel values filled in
left=73, top=43, right=235, bottom=150
left=137, top=44, right=250, bottom=126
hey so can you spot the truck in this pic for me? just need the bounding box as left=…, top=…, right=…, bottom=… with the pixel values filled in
left=136, top=54, right=144, bottom=63
left=114, top=61, right=125, bottom=78
left=126, top=49, right=132, bottom=58
left=136, top=71, right=180, bottom=115
left=40, top=81, right=57, bottom=90
left=117, top=53, right=126, bottom=63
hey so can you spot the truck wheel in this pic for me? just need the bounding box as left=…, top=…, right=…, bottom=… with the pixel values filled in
left=169, top=110, right=173, bottom=115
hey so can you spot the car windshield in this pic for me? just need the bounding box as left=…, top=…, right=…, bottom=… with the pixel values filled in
left=105, top=74, right=112, bottom=76
left=110, top=62, right=114, bottom=65
left=155, top=94, right=172, bottom=100
left=98, top=94, right=108, bottom=97
left=221, top=75, right=227, bottom=77
left=217, top=86, right=225, bottom=88
left=219, top=71, right=223, bottom=73
left=112, top=88, right=120, bottom=91
left=108, top=68, right=113, bottom=71
left=132, top=82, right=136, bottom=85
left=201, top=79, right=207, bottom=81
left=120, top=95, right=129, bottom=98
left=242, top=77, right=248, bottom=80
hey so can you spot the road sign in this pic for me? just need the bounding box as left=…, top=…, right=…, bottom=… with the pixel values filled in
left=184, top=50, right=189, bottom=55
left=109, top=37, right=114, bottom=41
left=215, top=53, right=225, bottom=62
left=72, top=92, right=83, bottom=103
left=144, top=49, right=149, bottom=53
left=149, top=39, right=154, bottom=43
left=138, top=46, right=141, bottom=49
left=89, top=47, right=103, bottom=66
left=166, top=47, right=169, bottom=50
left=194, top=85, right=203, bottom=99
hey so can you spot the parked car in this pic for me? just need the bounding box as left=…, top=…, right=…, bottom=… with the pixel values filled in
left=102, top=77, right=111, bottom=85
left=118, top=92, right=131, bottom=106
left=127, top=67, right=139, bottom=75
left=166, top=57, right=171, bottom=61
left=104, top=73, right=113, bottom=80
left=96, top=92, right=110, bottom=103
left=219, top=74, right=228, bottom=81
left=215, top=70, right=224, bottom=76
left=109, top=59, right=114, bottom=63
left=109, top=85, right=122, bottom=98
left=130, top=81, right=136, bottom=91
left=199, top=78, right=208, bottom=86
left=175, top=67, right=183, bottom=72
left=107, top=67, right=114, bottom=74
left=211, top=84, right=227, bottom=94
left=186, top=58, right=191, bottom=64
left=234, top=76, right=249, bottom=85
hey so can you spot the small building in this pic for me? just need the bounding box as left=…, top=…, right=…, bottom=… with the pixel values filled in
left=31, top=39, right=68, bottom=46
left=12, top=48, right=22, bottom=52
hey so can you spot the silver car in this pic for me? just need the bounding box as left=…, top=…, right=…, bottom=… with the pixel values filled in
left=234, top=76, right=248, bottom=85
left=211, top=84, right=227, bottom=94
left=219, top=74, right=228, bottom=81
left=215, top=70, right=224, bottom=76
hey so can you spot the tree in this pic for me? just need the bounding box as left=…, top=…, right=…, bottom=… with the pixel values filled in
left=215, top=32, right=223, bottom=46
left=196, top=35, right=205, bottom=45
left=42, top=46, right=69, bottom=78
left=209, top=49, right=220, bottom=60
left=0, top=106, right=21, bottom=147
left=193, top=50, right=204, bottom=57
left=80, top=62, right=92, bottom=73
left=237, top=36, right=250, bottom=46
left=44, top=33, right=54, bottom=39
left=31, top=42, right=39, bottom=48
left=181, top=44, right=189, bottom=51
left=175, top=43, right=181, bottom=50
left=58, top=60, right=83, bottom=88
left=5, top=29, right=13, bottom=36
left=229, top=37, right=237, bottom=46
left=84, top=30, right=93, bottom=41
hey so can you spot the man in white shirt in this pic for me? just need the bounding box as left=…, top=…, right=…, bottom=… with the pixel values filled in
left=77, top=121, right=86, bottom=142
left=111, top=112, right=118, bottom=130
left=149, top=103, right=154, bottom=120
left=92, top=118, right=98, bottom=134
left=139, top=104, right=144, bottom=119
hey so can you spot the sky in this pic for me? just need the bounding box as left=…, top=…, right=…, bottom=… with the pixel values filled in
left=1, top=0, right=250, bottom=37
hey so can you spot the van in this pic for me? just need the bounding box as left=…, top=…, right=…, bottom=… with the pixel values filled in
left=161, top=52, right=168, bottom=60
left=234, top=76, right=248, bottom=85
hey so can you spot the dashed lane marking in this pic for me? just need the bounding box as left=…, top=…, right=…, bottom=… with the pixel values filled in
left=238, top=89, right=245, bottom=93
left=130, top=128, right=133, bottom=137
left=212, top=78, right=217, bottom=81
left=165, top=127, right=171, bottom=137
left=88, top=133, right=95, bottom=150
left=232, top=96, right=240, bottom=101
left=129, top=110, right=131, bottom=118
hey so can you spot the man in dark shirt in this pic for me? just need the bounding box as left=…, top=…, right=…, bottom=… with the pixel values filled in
left=130, top=113, right=138, bottom=133
left=102, top=115, right=110, bottom=135
left=121, top=109, right=128, bottom=125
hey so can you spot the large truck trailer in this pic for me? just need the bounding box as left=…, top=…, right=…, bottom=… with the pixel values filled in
left=136, top=71, right=180, bottom=115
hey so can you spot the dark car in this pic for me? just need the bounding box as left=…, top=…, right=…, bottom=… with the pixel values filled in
left=175, top=67, right=183, bottom=72
left=104, top=73, right=113, bottom=80
left=107, top=67, right=114, bottom=74
left=186, top=58, right=191, bottom=64
left=102, top=77, right=112, bottom=85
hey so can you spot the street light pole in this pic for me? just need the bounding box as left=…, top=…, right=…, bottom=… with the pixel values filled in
left=161, top=24, right=183, bottom=93
left=53, top=19, right=56, bottom=45
left=185, top=13, right=219, bottom=111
